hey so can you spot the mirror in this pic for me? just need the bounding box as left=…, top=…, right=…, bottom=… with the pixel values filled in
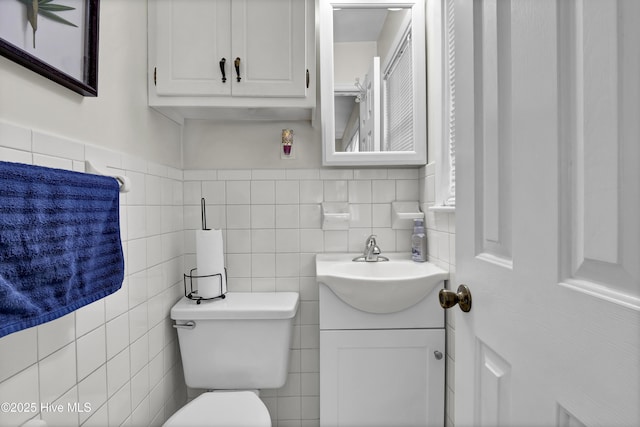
left=320, top=0, right=427, bottom=166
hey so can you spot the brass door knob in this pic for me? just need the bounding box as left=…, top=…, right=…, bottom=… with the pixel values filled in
left=439, top=285, right=472, bottom=312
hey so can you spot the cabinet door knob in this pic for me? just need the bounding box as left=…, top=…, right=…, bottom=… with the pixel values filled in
left=219, top=58, right=227, bottom=83
left=234, top=57, right=241, bottom=82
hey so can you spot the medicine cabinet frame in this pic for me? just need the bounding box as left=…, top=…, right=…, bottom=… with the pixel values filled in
left=319, top=0, right=427, bottom=166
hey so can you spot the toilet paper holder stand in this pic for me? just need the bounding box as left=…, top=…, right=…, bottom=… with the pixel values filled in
left=183, top=267, right=227, bottom=304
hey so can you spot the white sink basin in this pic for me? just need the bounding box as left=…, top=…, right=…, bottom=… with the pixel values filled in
left=315, top=253, right=449, bottom=314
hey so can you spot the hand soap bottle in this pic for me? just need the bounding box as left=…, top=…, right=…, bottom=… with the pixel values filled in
left=411, top=219, right=427, bottom=262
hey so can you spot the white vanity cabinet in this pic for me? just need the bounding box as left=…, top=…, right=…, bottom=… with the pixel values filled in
left=319, top=283, right=445, bottom=427
left=148, top=0, right=315, bottom=121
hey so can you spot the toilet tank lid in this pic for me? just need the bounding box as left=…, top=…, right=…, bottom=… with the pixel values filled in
left=171, top=292, right=299, bottom=320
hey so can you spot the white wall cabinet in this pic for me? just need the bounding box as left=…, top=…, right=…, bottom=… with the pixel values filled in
left=148, top=0, right=315, bottom=122
left=319, top=283, right=445, bottom=427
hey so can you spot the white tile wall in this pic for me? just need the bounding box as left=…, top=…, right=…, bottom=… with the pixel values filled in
left=0, top=121, right=186, bottom=427
left=183, top=167, right=421, bottom=427
left=0, top=120, right=428, bottom=427
left=420, top=163, right=456, bottom=427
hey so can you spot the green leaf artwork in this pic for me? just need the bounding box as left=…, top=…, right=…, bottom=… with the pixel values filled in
left=16, top=0, right=78, bottom=48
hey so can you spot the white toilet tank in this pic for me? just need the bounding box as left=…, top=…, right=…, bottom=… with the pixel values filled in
left=171, top=292, right=299, bottom=390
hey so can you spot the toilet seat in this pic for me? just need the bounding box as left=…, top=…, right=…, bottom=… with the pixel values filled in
left=163, top=391, right=271, bottom=427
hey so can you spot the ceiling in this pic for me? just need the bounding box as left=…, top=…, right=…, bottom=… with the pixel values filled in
left=333, top=8, right=389, bottom=43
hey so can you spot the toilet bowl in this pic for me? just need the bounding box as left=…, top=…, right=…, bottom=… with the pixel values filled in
left=165, top=292, right=299, bottom=427
left=163, top=391, right=270, bottom=427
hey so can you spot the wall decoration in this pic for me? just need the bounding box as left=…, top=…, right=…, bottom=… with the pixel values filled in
left=0, top=0, right=99, bottom=96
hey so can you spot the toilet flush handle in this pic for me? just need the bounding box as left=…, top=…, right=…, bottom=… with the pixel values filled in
left=173, top=321, right=196, bottom=330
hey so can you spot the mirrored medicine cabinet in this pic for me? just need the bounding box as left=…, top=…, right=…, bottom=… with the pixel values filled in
left=319, top=0, right=427, bottom=166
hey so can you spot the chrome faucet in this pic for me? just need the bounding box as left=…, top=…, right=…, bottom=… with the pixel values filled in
left=353, top=235, right=389, bottom=262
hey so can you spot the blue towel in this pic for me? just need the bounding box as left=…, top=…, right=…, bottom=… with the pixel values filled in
left=0, top=161, right=124, bottom=338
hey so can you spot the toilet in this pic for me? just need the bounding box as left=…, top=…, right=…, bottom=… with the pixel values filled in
left=164, top=292, right=299, bottom=427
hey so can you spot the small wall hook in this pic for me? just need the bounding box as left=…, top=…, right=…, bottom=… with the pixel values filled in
left=85, top=160, right=130, bottom=193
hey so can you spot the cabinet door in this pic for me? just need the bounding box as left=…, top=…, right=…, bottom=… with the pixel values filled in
left=231, top=0, right=307, bottom=97
left=155, top=0, right=232, bottom=96
left=320, top=329, right=445, bottom=427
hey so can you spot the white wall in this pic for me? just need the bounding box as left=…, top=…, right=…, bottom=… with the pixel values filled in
left=333, top=42, right=377, bottom=88
left=0, top=1, right=187, bottom=426
left=183, top=120, right=322, bottom=170
left=0, top=2, right=444, bottom=427
left=420, top=163, right=456, bottom=427
left=180, top=50, right=428, bottom=425
left=377, top=9, right=411, bottom=69
left=182, top=165, right=422, bottom=426
left=183, top=117, right=424, bottom=426
left=0, top=0, right=182, bottom=169
left=0, top=121, right=187, bottom=427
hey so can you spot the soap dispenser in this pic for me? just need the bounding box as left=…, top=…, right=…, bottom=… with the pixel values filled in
left=411, top=219, right=427, bottom=262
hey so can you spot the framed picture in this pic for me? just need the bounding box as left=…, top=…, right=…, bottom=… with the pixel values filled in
left=0, top=0, right=99, bottom=96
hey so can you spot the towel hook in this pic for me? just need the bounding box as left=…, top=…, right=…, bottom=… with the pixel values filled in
left=85, top=160, right=130, bottom=193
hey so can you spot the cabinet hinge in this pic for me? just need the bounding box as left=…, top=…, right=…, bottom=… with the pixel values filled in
left=154, top=67, right=157, bottom=86
left=306, top=69, right=310, bottom=89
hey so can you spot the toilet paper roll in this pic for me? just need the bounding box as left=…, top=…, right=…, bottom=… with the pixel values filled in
left=195, top=229, right=227, bottom=298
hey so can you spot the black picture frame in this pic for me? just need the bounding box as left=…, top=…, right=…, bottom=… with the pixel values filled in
left=0, top=0, right=100, bottom=97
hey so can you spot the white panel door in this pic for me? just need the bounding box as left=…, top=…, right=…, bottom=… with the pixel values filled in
left=321, top=329, right=445, bottom=427
left=231, top=0, right=307, bottom=97
left=453, top=1, right=640, bottom=426
left=155, top=0, right=232, bottom=96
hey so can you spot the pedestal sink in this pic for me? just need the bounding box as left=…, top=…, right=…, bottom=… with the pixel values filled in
left=315, top=253, right=449, bottom=314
